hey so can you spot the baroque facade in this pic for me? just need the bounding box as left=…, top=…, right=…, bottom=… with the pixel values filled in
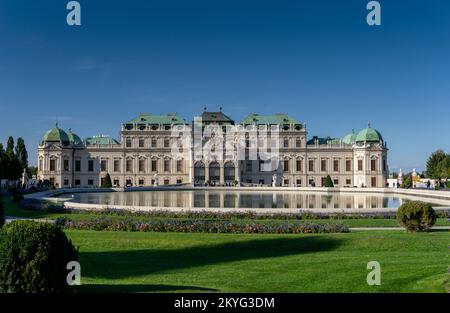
left=37, top=111, right=388, bottom=188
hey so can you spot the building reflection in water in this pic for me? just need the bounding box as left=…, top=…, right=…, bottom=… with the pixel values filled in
left=66, top=190, right=431, bottom=209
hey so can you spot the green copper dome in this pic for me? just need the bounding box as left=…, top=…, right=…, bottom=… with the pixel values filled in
left=342, top=129, right=357, bottom=145
left=355, top=125, right=383, bottom=143
left=67, top=128, right=83, bottom=145
left=41, top=124, right=70, bottom=145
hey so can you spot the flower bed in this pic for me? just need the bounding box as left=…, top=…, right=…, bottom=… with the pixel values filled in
left=57, top=217, right=349, bottom=234
left=64, top=207, right=450, bottom=220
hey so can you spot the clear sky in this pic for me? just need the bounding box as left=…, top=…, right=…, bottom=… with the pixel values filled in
left=1, top=0, right=449, bottom=171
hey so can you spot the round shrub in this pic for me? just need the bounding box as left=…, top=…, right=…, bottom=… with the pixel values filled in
left=396, top=201, right=436, bottom=232
left=0, top=220, right=78, bottom=293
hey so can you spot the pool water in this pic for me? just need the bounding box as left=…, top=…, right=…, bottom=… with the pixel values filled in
left=58, top=190, right=446, bottom=209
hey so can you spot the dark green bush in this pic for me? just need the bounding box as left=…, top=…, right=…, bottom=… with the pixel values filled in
left=12, top=193, right=24, bottom=203
left=396, top=201, right=437, bottom=232
left=401, top=177, right=412, bottom=189
left=324, top=175, right=334, bottom=187
left=0, top=194, right=5, bottom=228
left=102, top=173, right=112, bottom=188
left=0, top=220, right=78, bottom=293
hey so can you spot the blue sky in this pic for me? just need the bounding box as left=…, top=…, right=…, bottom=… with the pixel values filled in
left=0, top=0, right=449, bottom=171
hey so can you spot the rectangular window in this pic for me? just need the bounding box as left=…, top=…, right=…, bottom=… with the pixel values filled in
left=63, top=159, right=69, bottom=172
left=296, top=179, right=302, bottom=186
left=164, top=139, right=170, bottom=148
left=296, top=159, right=302, bottom=172
left=296, top=138, right=301, bottom=148
left=164, top=159, right=170, bottom=172
left=50, top=159, right=56, bottom=171
left=271, top=139, right=278, bottom=148
left=308, top=159, right=314, bottom=172
left=176, top=179, right=182, bottom=184
left=101, top=160, right=107, bottom=172
left=151, top=138, right=157, bottom=148
left=383, top=159, right=387, bottom=172
left=371, top=177, right=377, bottom=187
left=283, top=160, right=289, bottom=172
left=75, top=179, right=80, bottom=186
left=333, top=159, right=339, bottom=172
left=64, top=179, right=69, bottom=186
left=138, top=178, right=145, bottom=186
left=284, top=179, right=289, bottom=186
left=346, top=159, right=351, bottom=172
left=126, top=138, right=132, bottom=148
left=88, top=179, right=94, bottom=186
left=371, top=159, right=377, bottom=171
left=346, top=178, right=351, bottom=185
left=139, top=138, right=145, bottom=148
left=113, top=178, right=119, bottom=186
left=283, top=138, right=289, bottom=148
left=176, top=160, right=183, bottom=172
left=139, top=159, right=145, bottom=172
left=151, top=160, right=157, bottom=172
left=246, top=161, right=252, bottom=172
left=126, top=159, right=133, bottom=172
left=75, top=160, right=81, bottom=172
left=321, top=159, right=327, bottom=172
left=164, top=179, right=170, bottom=185
left=39, top=159, right=43, bottom=171
left=88, top=160, right=94, bottom=172
left=358, top=159, right=363, bottom=171
left=258, top=160, right=264, bottom=172
left=333, top=179, right=339, bottom=185
left=114, top=159, right=120, bottom=172
left=177, top=139, right=183, bottom=152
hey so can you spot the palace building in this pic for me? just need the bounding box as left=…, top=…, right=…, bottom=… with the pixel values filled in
left=37, top=110, right=388, bottom=188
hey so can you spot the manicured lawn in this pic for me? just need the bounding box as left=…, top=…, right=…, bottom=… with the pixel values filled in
left=66, top=230, right=449, bottom=293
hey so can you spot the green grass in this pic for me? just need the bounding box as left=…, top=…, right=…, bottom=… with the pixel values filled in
left=4, top=196, right=450, bottom=227
left=66, top=230, right=449, bottom=293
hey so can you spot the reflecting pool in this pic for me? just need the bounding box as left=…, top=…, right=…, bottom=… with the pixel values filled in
left=57, top=190, right=447, bottom=209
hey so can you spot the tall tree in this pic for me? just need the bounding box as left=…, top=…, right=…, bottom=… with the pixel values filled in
left=0, top=193, right=4, bottom=228
left=15, top=137, right=28, bottom=171
left=0, top=143, right=5, bottom=180
left=436, top=155, right=450, bottom=179
left=5, top=137, right=20, bottom=180
left=426, top=150, right=447, bottom=179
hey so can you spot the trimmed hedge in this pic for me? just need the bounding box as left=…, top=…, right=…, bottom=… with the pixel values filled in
left=396, top=201, right=437, bottom=232
left=57, top=217, right=349, bottom=234
left=0, top=220, right=78, bottom=293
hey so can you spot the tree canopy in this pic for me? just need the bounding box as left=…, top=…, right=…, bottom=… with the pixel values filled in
left=0, top=137, right=28, bottom=181
left=426, top=150, right=450, bottom=179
